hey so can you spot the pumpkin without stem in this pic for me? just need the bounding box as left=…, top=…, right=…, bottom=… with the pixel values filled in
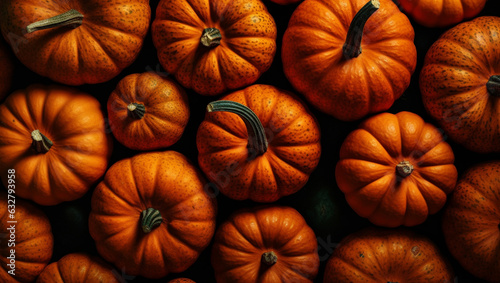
left=0, top=39, right=13, bottom=101
left=282, top=0, right=417, bottom=121
left=420, top=16, right=500, bottom=153
left=336, top=111, right=457, bottom=227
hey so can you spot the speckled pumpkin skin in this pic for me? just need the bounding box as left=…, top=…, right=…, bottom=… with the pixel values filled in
left=282, top=0, right=417, bottom=121
left=0, top=193, right=53, bottom=283
left=89, top=151, right=217, bottom=279
left=420, top=16, right=500, bottom=153
left=442, top=161, right=500, bottom=282
left=36, top=253, right=120, bottom=283
left=323, top=228, right=454, bottom=282
left=168, top=279, right=196, bottom=283
left=211, top=206, right=319, bottom=283
left=0, top=39, right=13, bottom=101
left=0, top=0, right=150, bottom=85
left=107, top=72, right=190, bottom=151
left=196, top=84, right=321, bottom=202
left=151, top=0, right=277, bottom=96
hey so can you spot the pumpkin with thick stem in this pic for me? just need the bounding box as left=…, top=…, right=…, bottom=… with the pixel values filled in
left=0, top=39, right=13, bottom=101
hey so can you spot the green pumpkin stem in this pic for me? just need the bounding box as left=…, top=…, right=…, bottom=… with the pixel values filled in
left=200, top=28, right=222, bottom=47
left=26, top=9, right=84, bottom=34
left=207, top=100, right=268, bottom=157
left=261, top=251, right=278, bottom=266
left=127, top=103, right=146, bottom=120
left=343, top=0, right=380, bottom=59
left=396, top=160, right=413, bottom=177
left=141, top=208, right=163, bottom=233
left=487, top=75, right=500, bottom=96
left=31, top=130, right=53, bottom=154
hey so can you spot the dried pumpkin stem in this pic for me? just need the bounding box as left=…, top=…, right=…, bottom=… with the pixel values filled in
left=207, top=100, right=268, bottom=157
left=26, top=9, right=84, bottom=34
left=141, top=208, right=163, bottom=233
left=396, top=160, right=413, bottom=177
left=261, top=251, right=278, bottom=266
left=487, top=75, right=500, bottom=96
left=31, top=130, right=53, bottom=154
left=127, top=103, right=146, bottom=120
left=343, top=0, right=380, bottom=59
left=200, top=28, right=222, bottom=47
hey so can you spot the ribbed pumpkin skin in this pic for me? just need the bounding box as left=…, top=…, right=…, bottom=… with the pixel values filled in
left=0, top=0, right=150, bottom=85
left=420, top=16, right=500, bottom=153
left=0, top=193, right=53, bottom=283
left=107, top=72, right=190, bottom=151
left=336, top=112, right=457, bottom=227
left=323, top=228, right=454, bottom=282
left=89, top=151, right=217, bottom=279
left=0, top=85, right=112, bottom=205
left=211, top=206, right=319, bottom=283
left=36, top=253, right=120, bottom=283
left=442, top=161, right=500, bottom=282
left=151, top=0, right=277, bottom=96
left=0, top=39, right=13, bottom=101
left=282, top=0, right=416, bottom=121
left=398, top=0, right=487, bottom=27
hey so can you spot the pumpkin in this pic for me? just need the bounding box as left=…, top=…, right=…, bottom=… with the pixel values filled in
left=335, top=111, right=457, bottom=227
left=323, top=227, right=454, bottom=282
left=397, top=0, right=487, bottom=27
left=211, top=206, right=319, bottom=282
left=36, top=253, right=121, bottom=283
left=196, top=84, right=321, bottom=202
left=420, top=16, right=500, bottom=153
left=282, top=0, right=417, bottom=121
left=0, top=0, right=150, bottom=85
left=151, top=0, right=277, bottom=96
left=107, top=72, right=190, bottom=151
left=0, top=39, right=13, bottom=101
left=0, top=85, right=113, bottom=205
left=442, top=161, right=500, bottom=282
left=89, top=151, right=217, bottom=279
left=0, top=192, right=53, bottom=282
left=168, top=279, right=196, bottom=283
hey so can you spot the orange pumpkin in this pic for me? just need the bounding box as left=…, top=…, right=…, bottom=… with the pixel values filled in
left=151, top=0, right=277, bottom=96
left=0, top=39, right=13, bottom=101
left=282, top=0, right=417, bottom=121
left=168, top=279, right=195, bottom=283
left=0, top=0, right=150, bottom=85
left=89, top=151, right=217, bottom=279
left=0, top=85, right=112, bottom=205
left=196, top=84, right=321, bottom=202
left=107, top=72, right=190, bottom=151
left=442, top=161, right=500, bottom=282
left=420, top=16, right=500, bottom=153
left=37, top=253, right=121, bottom=283
left=0, top=192, right=53, bottom=282
left=323, top=228, right=454, bottom=282
left=211, top=206, right=319, bottom=282
left=335, top=111, right=457, bottom=227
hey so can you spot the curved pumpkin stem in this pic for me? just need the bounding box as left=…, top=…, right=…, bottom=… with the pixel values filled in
left=141, top=208, right=163, bottom=233
left=396, top=160, right=414, bottom=177
left=127, top=103, right=146, bottom=120
left=207, top=100, right=268, bottom=157
left=343, top=0, right=380, bottom=59
left=26, top=9, right=84, bottom=34
left=31, top=130, right=53, bottom=154
left=261, top=251, right=278, bottom=266
left=487, top=75, right=500, bottom=96
left=200, top=28, right=222, bottom=47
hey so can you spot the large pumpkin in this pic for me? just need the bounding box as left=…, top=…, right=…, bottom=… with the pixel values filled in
left=442, top=161, right=500, bottom=282
left=420, top=16, right=500, bottom=153
left=0, top=39, right=13, bottom=101
left=0, top=85, right=112, bottom=205
left=151, top=0, right=277, bottom=96
left=211, top=206, right=319, bottom=282
left=335, top=111, right=457, bottom=227
left=323, top=228, right=454, bottom=282
left=196, top=84, right=321, bottom=202
left=0, top=0, right=150, bottom=85
left=282, top=0, right=417, bottom=121
left=0, top=192, right=53, bottom=282
left=107, top=72, right=190, bottom=151
left=89, top=151, right=217, bottom=279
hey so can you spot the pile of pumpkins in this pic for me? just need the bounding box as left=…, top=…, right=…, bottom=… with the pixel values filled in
left=0, top=0, right=499, bottom=282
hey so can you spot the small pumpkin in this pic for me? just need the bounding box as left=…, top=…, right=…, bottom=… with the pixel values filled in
left=282, top=0, right=417, bottom=121
left=196, top=84, right=321, bottom=202
left=168, top=279, right=196, bottom=283
left=211, top=206, right=319, bottom=282
left=420, top=16, right=500, bottom=153
left=151, top=0, right=277, bottom=95
left=0, top=85, right=113, bottom=205
left=0, top=0, right=150, bottom=85
left=335, top=111, right=457, bottom=227
left=89, top=151, right=217, bottom=279
left=323, top=227, right=454, bottom=282
left=0, top=39, right=13, bottom=101
left=0, top=192, right=53, bottom=282
left=442, top=161, right=500, bottom=282
left=107, top=72, right=190, bottom=151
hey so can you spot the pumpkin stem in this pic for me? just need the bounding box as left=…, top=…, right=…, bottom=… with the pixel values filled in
left=207, top=100, right=268, bottom=157
left=261, top=251, right=278, bottom=266
left=141, top=208, right=163, bottom=233
left=342, top=0, right=380, bottom=59
left=487, top=75, right=500, bottom=96
left=26, top=9, right=84, bottom=34
left=127, top=103, right=146, bottom=120
left=200, top=28, right=222, bottom=47
left=31, top=130, right=53, bottom=154
left=396, top=160, right=413, bottom=177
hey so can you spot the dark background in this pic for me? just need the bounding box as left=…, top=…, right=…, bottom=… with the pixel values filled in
left=4, top=0, right=500, bottom=282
